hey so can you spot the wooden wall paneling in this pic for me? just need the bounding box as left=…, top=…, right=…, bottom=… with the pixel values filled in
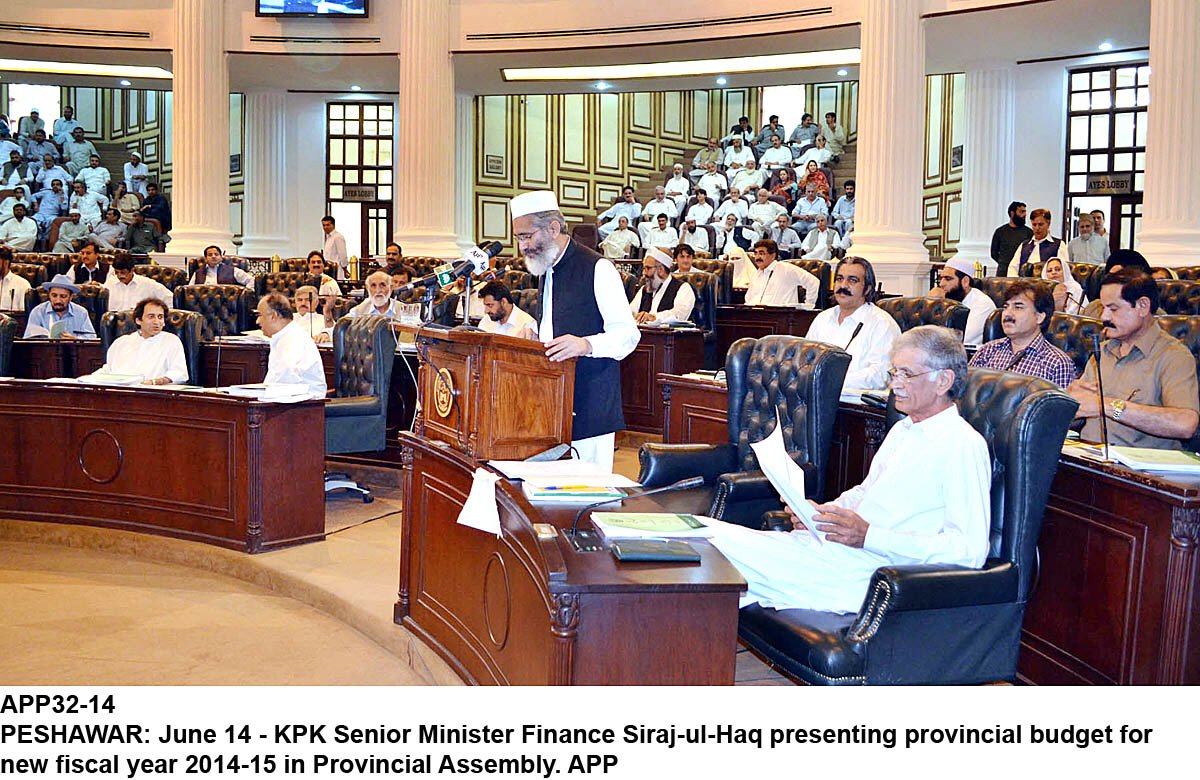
left=923, top=196, right=941, bottom=231
left=478, top=95, right=513, bottom=187
left=628, top=141, right=656, bottom=170
left=595, top=93, right=622, bottom=175
left=630, top=92, right=654, bottom=134
left=162, top=91, right=173, bottom=173
left=144, top=90, right=158, bottom=127
left=947, top=72, right=965, bottom=182
left=72, top=87, right=101, bottom=135
left=922, top=74, right=965, bottom=258
left=519, top=95, right=550, bottom=189
left=662, top=91, right=683, bottom=140
left=476, top=196, right=512, bottom=245
left=690, top=90, right=711, bottom=144
left=228, top=93, right=244, bottom=182
left=945, top=191, right=962, bottom=248
left=659, top=145, right=687, bottom=170
left=925, top=76, right=944, bottom=186
left=129, top=90, right=140, bottom=130
left=720, top=89, right=749, bottom=137
left=111, top=89, right=125, bottom=138
left=557, top=178, right=590, bottom=209
left=558, top=94, right=589, bottom=173
left=847, top=81, right=859, bottom=141
left=816, top=85, right=838, bottom=125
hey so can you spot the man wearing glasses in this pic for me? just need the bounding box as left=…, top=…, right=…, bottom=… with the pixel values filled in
left=706, top=326, right=991, bottom=613
left=510, top=190, right=640, bottom=471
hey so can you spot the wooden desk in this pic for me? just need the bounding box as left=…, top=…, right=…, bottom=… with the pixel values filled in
left=714, top=305, right=818, bottom=362
left=0, top=380, right=325, bottom=552
left=395, top=433, right=746, bottom=685
left=621, top=327, right=705, bottom=434
left=655, top=372, right=1200, bottom=685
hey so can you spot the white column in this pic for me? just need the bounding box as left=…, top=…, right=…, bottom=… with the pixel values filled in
left=454, top=91, right=476, bottom=254
left=1137, top=0, right=1200, bottom=266
left=394, top=0, right=459, bottom=259
left=169, top=0, right=232, bottom=256
left=847, top=0, right=929, bottom=295
left=238, top=91, right=289, bottom=258
left=955, top=67, right=1016, bottom=273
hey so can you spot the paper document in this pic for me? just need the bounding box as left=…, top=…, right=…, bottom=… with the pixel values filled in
left=456, top=468, right=502, bottom=536
left=221, top=383, right=318, bottom=402
left=49, top=320, right=70, bottom=339
left=487, top=459, right=640, bottom=487
left=77, top=372, right=144, bottom=386
left=521, top=477, right=625, bottom=503
left=747, top=411, right=825, bottom=544
left=590, top=512, right=711, bottom=540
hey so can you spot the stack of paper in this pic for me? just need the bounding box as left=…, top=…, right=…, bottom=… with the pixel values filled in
left=748, top=411, right=825, bottom=544
left=221, top=383, right=317, bottom=402
left=590, top=512, right=711, bottom=541
left=521, top=479, right=625, bottom=503
left=77, top=372, right=144, bottom=386
left=1065, top=441, right=1200, bottom=473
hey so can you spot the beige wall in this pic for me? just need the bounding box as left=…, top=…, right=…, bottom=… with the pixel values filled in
left=922, top=73, right=965, bottom=260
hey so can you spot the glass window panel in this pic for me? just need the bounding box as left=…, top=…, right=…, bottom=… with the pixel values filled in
left=344, top=104, right=359, bottom=120
left=1115, top=67, right=1136, bottom=88
left=364, top=120, right=377, bottom=136
left=1135, top=172, right=1145, bottom=191
left=363, top=105, right=377, bottom=120
left=1137, top=87, right=1149, bottom=107
left=1091, top=90, right=1111, bottom=110
left=362, top=169, right=376, bottom=184
left=363, top=139, right=377, bottom=166
left=1138, top=65, right=1151, bottom=85
left=1136, top=111, right=1149, bottom=146
left=379, top=120, right=393, bottom=136
left=1113, top=152, right=1133, bottom=171
left=330, top=104, right=344, bottom=120
left=1071, top=92, right=1091, bottom=112
left=1072, top=72, right=1090, bottom=91
left=344, top=169, right=358, bottom=184
left=1135, top=151, right=1145, bottom=170
left=330, top=120, right=344, bottom=135
left=330, top=169, right=344, bottom=183
left=329, top=184, right=343, bottom=199
left=329, top=141, right=343, bottom=166
left=378, top=185, right=392, bottom=201
left=1114, top=112, right=1135, bottom=147
left=1090, top=153, right=1108, bottom=172
left=378, top=143, right=392, bottom=166
left=1070, top=154, right=1088, bottom=173
left=1091, top=70, right=1111, bottom=90
left=1090, top=114, right=1109, bottom=147
left=380, top=105, right=393, bottom=119
left=1070, top=116, right=1089, bottom=149
left=345, top=141, right=358, bottom=166
left=1115, top=89, right=1135, bottom=108
left=344, top=120, right=358, bottom=136
left=1069, top=174, right=1087, bottom=193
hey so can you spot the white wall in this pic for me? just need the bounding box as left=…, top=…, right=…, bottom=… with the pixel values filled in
left=1011, top=61, right=1067, bottom=224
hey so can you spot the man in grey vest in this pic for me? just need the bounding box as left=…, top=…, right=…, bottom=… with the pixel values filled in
left=510, top=190, right=640, bottom=471
left=189, top=244, right=254, bottom=289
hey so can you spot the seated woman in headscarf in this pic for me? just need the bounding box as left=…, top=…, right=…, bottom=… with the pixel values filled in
left=796, top=160, right=831, bottom=203
left=770, top=167, right=799, bottom=210
left=1042, top=258, right=1086, bottom=315
left=1081, top=249, right=1159, bottom=319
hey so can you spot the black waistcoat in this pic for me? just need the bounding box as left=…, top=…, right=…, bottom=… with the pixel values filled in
left=534, top=240, right=625, bottom=440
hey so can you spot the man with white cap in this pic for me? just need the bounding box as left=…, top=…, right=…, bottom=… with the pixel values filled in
left=929, top=257, right=996, bottom=346
left=664, top=164, right=691, bottom=213
left=629, top=247, right=696, bottom=326
left=511, top=189, right=640, bottom=470
left=52, top=209, right=90, bottom=254
left=24, top=273, right=97, bottom=339
left=123, top=151, right=150, bottom=196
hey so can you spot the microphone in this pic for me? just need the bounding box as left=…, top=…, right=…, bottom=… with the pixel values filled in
left=843, top=321, right=864, bottom=350
left=396, top=242, right=505, bottom=295
left=524, top=443, right=571, bottom=462
left=565, top=476, right=705, bottom=552
left=1091, top=334, right=1112, bottom=462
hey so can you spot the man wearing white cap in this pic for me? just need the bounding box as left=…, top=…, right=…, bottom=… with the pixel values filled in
left=52, top=208, right=90, bottom=254
left=510, top=189, right=640, bottom=470
left=124, top=151, right=150, bottom=196
left=664, top=163, right=691, bottom=213
left=629, top=247, right=696, bottom=326
left=929, top=257, right=996, bottom=346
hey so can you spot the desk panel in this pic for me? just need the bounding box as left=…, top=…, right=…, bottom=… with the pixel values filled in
left=714, top=305, right=817, bottom=362
left=620, top=328, right=705, bottom=434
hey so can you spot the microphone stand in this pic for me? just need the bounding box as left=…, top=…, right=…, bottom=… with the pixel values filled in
left=1091, top=334, right=1113, bottom=462
left=565, top=476, right=705, bottom=552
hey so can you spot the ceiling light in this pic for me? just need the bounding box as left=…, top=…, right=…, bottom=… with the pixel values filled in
left=504, top=48, right=861, bottom=82
left=0, top=58, right=172, bottom=80
left=837, top=69, right=848, bottom=76
left=595, top=81, right=611, bottom=90
left=118, top=79, right=132, bottom=86
left=716, top=76, right=728, bottom=86
left=350, top=85, right=362, bottom=91
left=1099, top=41, right=1113, bottom=51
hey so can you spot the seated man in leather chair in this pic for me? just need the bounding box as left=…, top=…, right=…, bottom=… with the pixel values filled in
left=705, top=325, right=992, bottom=615
left=97, top=298, right=188, bottom=385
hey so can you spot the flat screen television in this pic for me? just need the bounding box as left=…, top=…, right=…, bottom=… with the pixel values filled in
left=256, top=0, right=368, bottom=17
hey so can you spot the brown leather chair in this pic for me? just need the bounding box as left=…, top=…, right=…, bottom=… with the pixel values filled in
left=690, top=258, right=734, bottom=304
left=789, top=259, right=832, bottom=308
left=9, top=262, right=46, bottom=288
left=1155, top=314, right=1200, bottom=452
left=406, top=256, right=444, bottom=277
left=570, top=223, right=599, bottom=252
left=258, top=271, right=309, bottom=298
left=134, top=264, right=187, bottom=291
left=976, top=277, right=1054, bottom=309
left=497, top=269, right=535, bottom=291
left=172, top=284, right=254, bottom=339
left=877, top=296, right=969, bottom=336
left=281, top=257, right=338, bottom=276
left=100, top=308, right=204, bottom=385
left=981, top=310, right=1104, bottom=377
left=45, top=216, right=72, bottom=252
left=1157, top=280, right=1200, bottom=315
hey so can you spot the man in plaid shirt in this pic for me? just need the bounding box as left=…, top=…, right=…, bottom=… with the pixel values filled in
left=969, top=279, right=1077, bottom=388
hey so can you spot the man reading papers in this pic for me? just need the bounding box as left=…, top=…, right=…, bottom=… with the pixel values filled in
left=256, top=293, right=328, bottom=398
left=706, top=326, right=991, bottom=613
left=99, top=298, right=188, bottom=385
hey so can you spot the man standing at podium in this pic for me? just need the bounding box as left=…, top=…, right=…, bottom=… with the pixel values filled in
left=511, top=190, right=640, bottom=470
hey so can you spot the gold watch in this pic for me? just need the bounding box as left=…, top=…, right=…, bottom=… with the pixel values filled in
left=1108, top=398, right=1127, bottom=421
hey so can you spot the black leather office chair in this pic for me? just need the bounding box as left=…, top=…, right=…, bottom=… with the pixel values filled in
left=0, top=313, right=15, bottom=376
left=619, top=270, right=640, bottom=301
left=691, top=258, right=734, bottom=304
left=639, top=336, right=850, bottom=527
left=99, top=308, right=204, bottom=385
left=789, top=259, right=831, bottom=308
left=738, top=368, right=1079, bottom=684
left=876, top=296, right=969, bottom=336
left=975, top=277, right=1054, bottom=309
left=9, top=262, right=46, bottom=289
left=134, top=264, right=187, bottom=291
left=324, top=314, right=397, bottom=501
left=497, top=269, right=535, bottom=291
left=429, top=290, right=460, bottom=326
left=511, top=288, right=540, bottom=318
left=173, top=284, right=253, bottom=339
left=674, top=270, right=720, bottom=369
left=570, top=223, right=599, bottom=252
left=981, top=310, right=1104, bottom=377
left=258, top=271, right=309, bottom=298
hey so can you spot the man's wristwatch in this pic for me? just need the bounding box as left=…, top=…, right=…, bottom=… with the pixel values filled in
left=1108, top=398, right=1128, bottom=421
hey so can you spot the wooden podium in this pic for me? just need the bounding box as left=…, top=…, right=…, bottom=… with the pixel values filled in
left=410, top=326, right=575, bottom=460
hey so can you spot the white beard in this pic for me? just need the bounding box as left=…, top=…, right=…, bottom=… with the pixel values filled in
left=525, top=249, right=555, bottom=276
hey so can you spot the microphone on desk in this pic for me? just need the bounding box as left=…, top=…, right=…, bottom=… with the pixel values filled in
left=565, top=476, right=705, bottom=552
left=1091, top=333, right=1113, bottom=462
left=395, top=242, right=504, bottom=295
left=843, top=322, right=864, bottom=350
